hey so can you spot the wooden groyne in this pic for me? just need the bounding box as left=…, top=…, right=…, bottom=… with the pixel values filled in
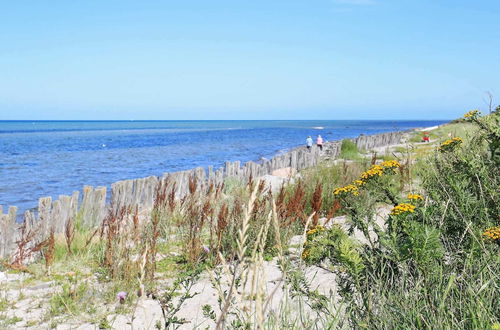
left=0, top=130, right=405, bottom=259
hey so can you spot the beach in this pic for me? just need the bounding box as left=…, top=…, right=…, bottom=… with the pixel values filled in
left=0, top=115, right=498, bottom=329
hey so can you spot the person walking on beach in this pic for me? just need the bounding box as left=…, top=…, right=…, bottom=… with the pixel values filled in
left=306, top=136, right=313, bottom=150
left=316, top=135, right=323, bottom=151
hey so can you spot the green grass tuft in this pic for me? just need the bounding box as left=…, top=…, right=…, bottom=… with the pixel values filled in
left=339, top=139, right=361, bottom=160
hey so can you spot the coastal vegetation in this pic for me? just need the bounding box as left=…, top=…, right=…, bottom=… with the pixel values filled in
left=0, top=111, right=498, bottom=329
left=339, top=139, right=361, bottom=160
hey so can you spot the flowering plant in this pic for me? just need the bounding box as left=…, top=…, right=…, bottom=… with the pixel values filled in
left=407, top=193, right=423, bottom=201
left=463, top=109, right=480, bottom=119
left=482, top=227, right=500, bottom=242
left=333, top=184, right=359, bottom=196
left=116, top=291, right=127, bottom=304
left=439, top=137, right=463, bottom=152
left=390, top=203, right=416, bottom=216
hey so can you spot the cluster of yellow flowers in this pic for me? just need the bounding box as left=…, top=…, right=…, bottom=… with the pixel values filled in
left=390, top=203, right=416, bottom=216
left=306, top=225, right=325, bottom=236
left=463, top=109, right=480, bottom=118
left=380, top=160, right=401, bottom=169
left=441, top=137, right=463, bottom=146
left=334, top=184, right=359, bottom=196
left=360, top=164, right=384, bottom=180
left=439, top=137, right=463, bottom=152
left=353, top=179, right=365, bottom=186
left=482, top=227, right=500, bottom=241
left=333, top=160, right=402, bottom=198
left=302, top=225, right=326, bottom=260
left=407, top=193, right=423, bottom=201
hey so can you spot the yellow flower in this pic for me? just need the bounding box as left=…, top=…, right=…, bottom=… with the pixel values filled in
left=463, top=109, right=480, bottom=118
left=334, top=184, right=359, bottom=196
left=407, top=193, right=423, bottom=201
left=439, top=137, right=463, bottom=152
left=360, top=165, right=384, bottom=180
left=482, top=227, right=500, bottom=241
left=390, top=203, right=416, bottom=216
left=380, top=160, right=401, bottom=169
left=306, top=228, right=317, bottom=235
left=353, top=179, right=365, bottom=186
left=306, top=225, right=324, bottom=236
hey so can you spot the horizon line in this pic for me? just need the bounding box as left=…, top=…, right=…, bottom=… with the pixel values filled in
left=0, top=118, right=453, bottom=122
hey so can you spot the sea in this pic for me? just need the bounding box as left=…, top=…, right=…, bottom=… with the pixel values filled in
left=0, top=120, right=446, bottom=215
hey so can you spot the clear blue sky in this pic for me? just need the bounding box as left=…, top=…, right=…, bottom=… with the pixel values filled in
left=1, top=0, right=499, bottom=120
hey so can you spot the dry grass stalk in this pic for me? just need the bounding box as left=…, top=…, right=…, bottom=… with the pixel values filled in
left=326, top=199, right=342, bottom=225
left=281, top=180, right=306, bottom=226
left=311, top=182, right=323, bottom=226
left=250, top=250, right=266, bottom=328
left=181, top=175, right=214, bottom=263
left=132, top=205, right=140, bottom=242
left=275, top=184, right=286, bottom=216
left=137, top=245, right=148, bottom=298
left=168, top=182, right=177, bottom=212
left=186, top=204, right=201, bottom=262
left=271, top=200, right=284, bottom=265
left=213, top=198, right=305, bottom=329
left=216, top=203, right=229, bottom=254
left=16, top=227, right=56, bottom=275
left=247, top=174, right=255, bottom=191
left=44, top=229, right=55, bottom=274
left=257, top=179, right=266, bottom=195
left=299, top=213, right=314, bottom=265
left=231, top=197, right=243, bottom=222
left=261, top=200, right=286, bottom=314
left=101, top=206, right=128, bottom=277
left=207, top=182, right=214, bottom=195
left=215, top=183, right=224, bottom=200
left=248, top=210, right=272, bottom=328
left=84, top=226, right=100, bottom=248
left=9, top=220, right=39, bottom=269
left=199, top=198, right=214, bottom=255
left=250, top=210, right=272, bottom=260
left=65, top=217, right=75, bottom=255
left=147, top=180, right=169, bottom=280
left=215, top=186, right=258, bottom=329
left=188, top=175, right=197, bottom=195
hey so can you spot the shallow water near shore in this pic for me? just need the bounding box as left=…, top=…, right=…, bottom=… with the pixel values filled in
left=0, top=120, right=446, bottom=214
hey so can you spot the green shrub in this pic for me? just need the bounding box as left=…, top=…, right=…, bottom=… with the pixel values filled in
left=304, top=112, right=499, bottom=328
left=339, top=139, right=361, bottom=160
left=303, top=225, right=364, bottom=277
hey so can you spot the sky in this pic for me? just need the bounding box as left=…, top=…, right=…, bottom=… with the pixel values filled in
left=0, top=0, right=499, bottom=120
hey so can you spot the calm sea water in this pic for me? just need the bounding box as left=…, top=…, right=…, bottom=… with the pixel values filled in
left=0, top=120, right=446, bottom=214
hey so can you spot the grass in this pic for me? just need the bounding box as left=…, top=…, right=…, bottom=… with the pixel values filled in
left=339, top=139, right=362, bottom=160
left=0, top=298, right=9, bottom=312
left=155, top=254, right=187, bottom=274
left=0, top=315, right=23, bottom=326
left=408, top=121, right=477, bottom=143
left=2, top=112, right=498, bottom=329
left=313, top=112, right=500, bottom=329
left=49, top=280, right=91, bottom=316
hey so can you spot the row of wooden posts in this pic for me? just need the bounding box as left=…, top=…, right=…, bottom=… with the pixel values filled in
left=0, top=130, right=406, bottom=259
